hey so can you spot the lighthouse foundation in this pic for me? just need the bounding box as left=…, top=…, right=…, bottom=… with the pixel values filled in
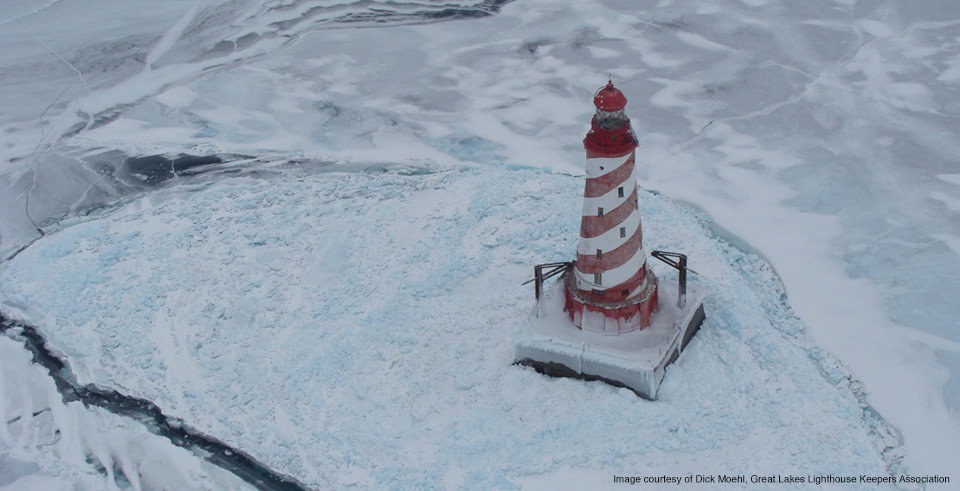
left=514, top=275, right=705, bottom=400
left=564, top=268, right=659, bottom=334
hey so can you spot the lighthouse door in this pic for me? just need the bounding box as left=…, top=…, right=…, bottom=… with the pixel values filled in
left=604, top=315, right=620, bottom=335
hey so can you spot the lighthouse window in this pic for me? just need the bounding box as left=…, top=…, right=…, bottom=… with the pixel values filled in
left=621, top=289, right=629, bottom=296
left=594, top=272, right=602, bottom=285
left=596, top=249, right=602, bottom=260
left=618, top=186, right=624, bottom=198
left=635, top=197, right=638, bottom=209
left=597, top=207, right=604, bottom=217
left=592, top=289, right=605, bottom=296
left=620, top=227, right=626, bottom=238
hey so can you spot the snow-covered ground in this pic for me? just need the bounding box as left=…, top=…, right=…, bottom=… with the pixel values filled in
left=0, top=334, right=253, bottom=490
left=1, top=165, right=895, bottom=488
left=2, top=0, right=959, bottom=488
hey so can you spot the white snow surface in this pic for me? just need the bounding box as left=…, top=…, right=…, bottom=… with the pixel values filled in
left=2, top=0, right=960, bottom=487
left=0, top=336, right=253, bottom=490
left=2, top=166, right=892, bottom=488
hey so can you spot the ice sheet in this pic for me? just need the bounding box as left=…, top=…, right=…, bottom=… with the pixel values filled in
left=2, top=0, right=960, bottom=485
left=1, top=166, right=895, bottom=488
left=0, top=335, right=253, bottom=490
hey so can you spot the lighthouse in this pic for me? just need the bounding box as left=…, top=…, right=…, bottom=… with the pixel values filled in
left=515, top=80, right=705, bottom=399
left=565, top=81, right=658, bottom=333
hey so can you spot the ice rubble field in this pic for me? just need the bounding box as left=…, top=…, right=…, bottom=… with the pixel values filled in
left=1, top=165, right=891, bottom=488
left=0, top=336, right=253, bottom=490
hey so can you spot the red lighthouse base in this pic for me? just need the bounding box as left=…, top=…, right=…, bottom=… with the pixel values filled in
left=515, top=273, right=704, bottom=400
left=563, top=266, right=659, bottom=334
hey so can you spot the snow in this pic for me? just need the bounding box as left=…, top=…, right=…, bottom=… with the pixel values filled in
left=2, top=166, right=893, bottom=488
left=2, top=0, right=960, bottom=487
left=0, top=335, right=253, bottom=490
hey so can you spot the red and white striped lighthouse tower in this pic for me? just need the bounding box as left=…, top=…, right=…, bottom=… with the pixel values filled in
left=516, top=81, right=705, bottom=398
left=564, top=81, right=658, bottom=333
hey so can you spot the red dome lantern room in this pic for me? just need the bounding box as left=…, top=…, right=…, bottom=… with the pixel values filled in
left=593, top=80, right=628, bottom=112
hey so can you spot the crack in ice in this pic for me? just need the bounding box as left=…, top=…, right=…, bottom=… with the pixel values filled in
left=0, top=312, right=309, bottom=491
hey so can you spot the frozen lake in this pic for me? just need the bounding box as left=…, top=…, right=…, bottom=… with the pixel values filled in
left=2, top=0, right=959, bottom=487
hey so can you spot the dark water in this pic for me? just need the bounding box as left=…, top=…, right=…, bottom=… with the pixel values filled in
left=118, top=153, right=226, bottom=186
